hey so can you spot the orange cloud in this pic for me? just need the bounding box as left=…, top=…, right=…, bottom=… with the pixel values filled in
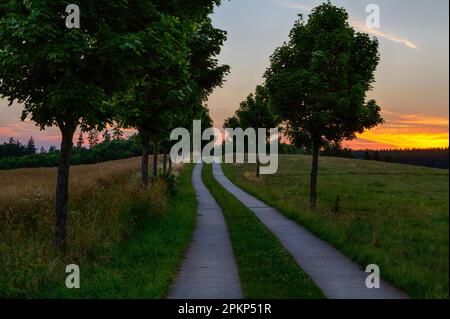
left=344, top=110, right=449, bottom=150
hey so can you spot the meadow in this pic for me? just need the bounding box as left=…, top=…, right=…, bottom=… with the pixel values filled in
left=0, top=158, right=196, bottom=298
left=223, top=155, right=449, bottom=299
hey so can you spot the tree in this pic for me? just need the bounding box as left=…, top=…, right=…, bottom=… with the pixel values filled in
left=157, top=1, right=229, bottom=171
left=264, top=2, right=383, bottom=208
left=26, top=137, right=37, bottom=155
left=225, top=85, right=278, bottom=177
left=76, top=132, right=84, bottom=149
left=0, top=1, right=148, bottom=249
left=160, top=3, right=229, bottom=178
left=373, top=150, right=380, bottom=161
left=112, top=127, right=124, bottom=140
left=0, top=137, right=25, bottom=158
left=224, top=116, right=240, bottom=130
left=321, top=141, right=353, bottom=158
left=102, top=129, right=111, bottom=143
left=116, top=1, right=229, bottom=190
left=88, top=130, right=100, bottom=148
left=115, top=16, right=191, bottom=189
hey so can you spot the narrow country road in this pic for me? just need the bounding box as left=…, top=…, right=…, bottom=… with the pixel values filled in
left=168, top=163, right=243, bottom=299
left=212, top=163, right=408, bottom=299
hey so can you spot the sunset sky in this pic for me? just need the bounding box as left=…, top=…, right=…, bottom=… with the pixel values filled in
left=208, top=0, right=449, bottom=149
left=0, top=0, right=448, bottom=150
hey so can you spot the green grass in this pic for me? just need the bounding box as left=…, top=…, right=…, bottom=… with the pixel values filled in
left=202, top=164, right=324, bottom=299
left=36, top=164, right=197, bottom=298
left=222, top=155, right=449, bottom=299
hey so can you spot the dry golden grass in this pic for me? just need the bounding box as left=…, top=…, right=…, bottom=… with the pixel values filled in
left=0, top=157, right=178, bottom=297
left=0, top=157, right=140, bottom=202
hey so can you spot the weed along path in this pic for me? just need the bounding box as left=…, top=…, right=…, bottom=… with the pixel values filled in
left=168, top=163, right=243, bottom=299
left=212, top=163, right=408, bottom=299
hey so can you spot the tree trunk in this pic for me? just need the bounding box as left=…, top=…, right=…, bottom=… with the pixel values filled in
left=163, top=152, right=167, bottom=174
left=256, top=135, right=260, bottom=178
left=141, top=135, right=150, bottom=191
left=168, top=154, right=172, bottom=171
left=256, top=154, right=260, bottom=178
left=310, top=142, right=320, bottom=209
left=54, top=125, right=76, bottom=251
left=153, top=141, right=159, bottom=179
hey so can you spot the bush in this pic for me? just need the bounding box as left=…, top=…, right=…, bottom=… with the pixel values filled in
left=159, top=170, right=178, bottom=197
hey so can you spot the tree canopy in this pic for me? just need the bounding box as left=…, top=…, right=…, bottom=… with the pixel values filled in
left=265, top=2, right=383, bottom=148
left=264, top=2, right=383, bottom=207
left=233, top=85, right=278, bottom=133
left=224, top=85, right=278, bottom=176
left=115, top=1, right=229, bottom=188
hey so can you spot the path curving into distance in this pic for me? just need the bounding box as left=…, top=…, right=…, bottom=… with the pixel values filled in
left=168, top=163, right=243, bottom=299
left=212, top=163, right=408, bottom=299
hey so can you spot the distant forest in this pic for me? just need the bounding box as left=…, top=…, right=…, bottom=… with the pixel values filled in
left=1, top=135, right=448, bottom=170
left=280, top=143, right=449, bottom=169
left=352, top=148, right=449, bottom=169
left=0, top=131, right=143, bottom=170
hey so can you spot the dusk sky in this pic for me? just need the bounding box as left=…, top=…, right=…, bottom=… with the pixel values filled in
left=0, top=0, right=449, bottom=150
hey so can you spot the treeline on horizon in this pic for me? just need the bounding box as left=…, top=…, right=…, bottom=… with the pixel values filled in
left=0, top=132, right=143, bottom=170
left=282, top=143, right=449, bottom=169
left=1, top=134, right=448, bottom=170
left=353, top=148, right=449, bottom=169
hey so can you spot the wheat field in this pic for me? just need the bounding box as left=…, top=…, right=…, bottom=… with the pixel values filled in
left=0, top=157, right=174, bottom=297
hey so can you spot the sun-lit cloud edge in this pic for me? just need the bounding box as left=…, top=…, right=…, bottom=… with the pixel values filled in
left=350, top=19, right=419, bottom=50
left=278, top=0, right=313, bottom=11
left=275, top=0, right=419, bottom=50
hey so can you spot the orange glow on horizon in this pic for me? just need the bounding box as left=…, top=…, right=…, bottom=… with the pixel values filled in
left=1, top=110, right=448, bottom=151
left=343, top=110, right=449, bottom=150
left=345, top=131, right=449, bottom=150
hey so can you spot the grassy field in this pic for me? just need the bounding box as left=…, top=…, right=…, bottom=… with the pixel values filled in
left=202, top=164, right=324, bottom=299
left=0, top=158, right=197, bottom=298
left=223, top=155, right=449, bottom=299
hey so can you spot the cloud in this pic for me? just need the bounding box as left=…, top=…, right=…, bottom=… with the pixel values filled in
left=278, top=1, right=313, bottom=11
left=0, top=121, right=59, bottom=146
left=350, top=20, right=419, bottom=50
left=343, top=138, right=396, bottom=150
left=345, top=110, right=449, bottom=149
left=351, top=130, right=449, bottom=149
left=274, top=1, right=420, bottom=50
left=381, top=110, right=449, bottom=129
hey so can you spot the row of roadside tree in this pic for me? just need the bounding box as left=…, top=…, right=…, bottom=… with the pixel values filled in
left=225, top=2, right=384, bottom=208
left=0, top=1, right=229, bottom=250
